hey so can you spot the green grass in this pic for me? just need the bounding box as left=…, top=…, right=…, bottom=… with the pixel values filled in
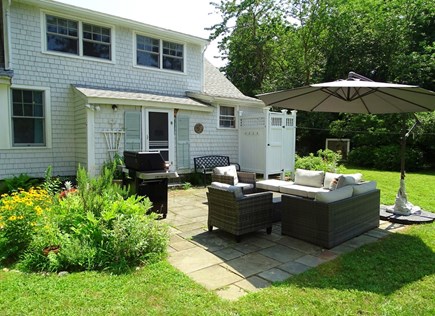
left=1, top=168, right=434, bottom=315
left=340, top=167, right=435, bottom=211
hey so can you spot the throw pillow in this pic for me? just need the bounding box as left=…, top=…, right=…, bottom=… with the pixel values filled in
left=323, top=172, right=342, bottom=188
left=329, top=177, right=339, bottom=191
left=213, top=165, right=239, bottom=185
left=294, top=169, right=325, bottom=188
left=315, top=186, right=353, bottom=203
left=336, top=175, right=357, bottom=189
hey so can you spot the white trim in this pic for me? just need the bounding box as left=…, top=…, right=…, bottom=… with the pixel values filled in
left=4, top=84, right=52, bottom=149
left=86, top=105, right=96, bottom=176
left=40, top=10, right=116, bottom=64
left=0, top=81, right=11, bottom=149
left=133, top=31, right=186, bottom=75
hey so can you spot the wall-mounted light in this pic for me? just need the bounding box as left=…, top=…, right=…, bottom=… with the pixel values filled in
left=112, top=105, right=118, bottom=112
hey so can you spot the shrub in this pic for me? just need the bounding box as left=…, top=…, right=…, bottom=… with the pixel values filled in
left=42, top=166, right=63, bottom=195
left=18, top=166, right=168, bottom=273
left=0, top=187, right=52, bottom=262
left=348, top=145, right=425, bottom=171
left=3, top=174, right=39, bottom=194
left=295, top=149, right=343, bottom=173
left=347, top=146, right=375, bottom=167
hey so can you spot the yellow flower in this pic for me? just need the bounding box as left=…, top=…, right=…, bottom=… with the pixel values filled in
left=8, top=215, right=17, bottom=221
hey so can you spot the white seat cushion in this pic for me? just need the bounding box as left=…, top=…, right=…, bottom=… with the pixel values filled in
left=353, top=181, right=377, bottom=195
left=256, top=179, right=291, bottom=192
left=315, top=186, right=353, bottom=203
left=210, top=182, right=243, bottom=199
left=234, top=182, right=255, bottom=191
left=280, top=184, right=329, bottom=199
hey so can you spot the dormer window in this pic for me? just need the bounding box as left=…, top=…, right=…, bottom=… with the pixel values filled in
left=136, top=34, right=184, bottom=72
left=45, top=14, right=112, bottom=61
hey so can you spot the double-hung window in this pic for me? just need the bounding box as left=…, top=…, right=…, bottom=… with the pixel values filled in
left=45, top=14, right=112, bottom=60
left=46, top=15, right=79, bottom=55
left=12, top=89, right=45, bottom=146
left=82, top=23, right=111, bottom=59
left=219, top=106, right=236, bottom=128
left=136, top=35, right=184, bottom=72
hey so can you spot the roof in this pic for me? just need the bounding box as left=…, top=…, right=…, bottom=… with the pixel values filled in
left=188, top=60, right=264, bottom=107
left=73, top=86, right=212, bottom=112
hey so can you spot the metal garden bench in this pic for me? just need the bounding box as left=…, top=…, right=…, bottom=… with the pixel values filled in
left=193, top=155, right=240, bottom=187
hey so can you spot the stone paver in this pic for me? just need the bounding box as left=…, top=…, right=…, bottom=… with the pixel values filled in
left=166, top=187, right=409, bottom=301
left=189, top=265, right=243, bottom=290
left=258, top=268, right=291, bottom=283
left=279, top=261, right=311, bottom=275
left=221, top=253, right=281, bottom=278
left=235, top=276, right=271, bottom=292
left=259, top=244, right=304, bottom=263
left=168, top=247, right=223, bottom=274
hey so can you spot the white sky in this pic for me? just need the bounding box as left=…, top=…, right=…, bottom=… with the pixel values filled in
left=54, top=0, right=224, bottom=67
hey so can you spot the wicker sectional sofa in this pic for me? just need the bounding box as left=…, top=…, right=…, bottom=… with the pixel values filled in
left=257, top=169, right=381, bottom=248
left=281, top=189, right=380, bottom=249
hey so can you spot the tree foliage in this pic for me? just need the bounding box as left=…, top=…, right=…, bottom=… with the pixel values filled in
left=209, top=0, right=435, bottom=169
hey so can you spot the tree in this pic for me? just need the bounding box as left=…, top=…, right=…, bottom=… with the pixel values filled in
left=208, top=0, right=288, bottom=96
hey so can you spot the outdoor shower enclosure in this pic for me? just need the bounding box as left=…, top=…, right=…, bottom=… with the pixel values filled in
left=239, top=108, right=297, bottom=179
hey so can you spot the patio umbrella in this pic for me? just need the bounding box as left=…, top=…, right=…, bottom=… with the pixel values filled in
left=257, top=72, right=435, bottom=215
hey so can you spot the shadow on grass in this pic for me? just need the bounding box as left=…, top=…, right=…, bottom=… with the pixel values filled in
left=278, top=232, right=435, bottom=295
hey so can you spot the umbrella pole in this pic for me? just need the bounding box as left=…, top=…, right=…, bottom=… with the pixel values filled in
left=389, top=116, right=421, bottom=216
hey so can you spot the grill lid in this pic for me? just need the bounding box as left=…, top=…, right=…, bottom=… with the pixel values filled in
left=124, top=151, right=166, bottom=171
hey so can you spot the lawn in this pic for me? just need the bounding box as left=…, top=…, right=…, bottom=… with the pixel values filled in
left=1, top=168, right=434, bottom=315
left=341, top=167, right=435, bottom=211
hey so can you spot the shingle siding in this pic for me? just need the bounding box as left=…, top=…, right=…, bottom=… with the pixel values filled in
left=0, top=1, right=204, bottom=179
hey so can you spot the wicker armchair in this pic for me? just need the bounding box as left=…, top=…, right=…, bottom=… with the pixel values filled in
left=211, top=171, right=256, bottom=194
left=207, top=186, right=273, bottom=242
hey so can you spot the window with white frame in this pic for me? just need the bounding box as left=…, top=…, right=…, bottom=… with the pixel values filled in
left=136, top=34, right=184, bottom=72
left=45, top=14, right=112, bottom=60
left=219, top=106, right=236, bottom=128
left=12, top=89, right=45, bottom=146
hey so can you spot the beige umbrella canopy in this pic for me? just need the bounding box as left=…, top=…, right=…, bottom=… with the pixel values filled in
left=257, top=72, right=435, bottom=114
left=257, top=72, right=435, bottom=216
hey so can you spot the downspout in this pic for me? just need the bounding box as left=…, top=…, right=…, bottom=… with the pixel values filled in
left=200, top=43, right=208, bottom=92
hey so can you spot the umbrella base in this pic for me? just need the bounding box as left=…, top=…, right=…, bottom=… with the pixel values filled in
left=380, top=205, right=435, bottom=224
left=385, top=203, right=421, bottom=216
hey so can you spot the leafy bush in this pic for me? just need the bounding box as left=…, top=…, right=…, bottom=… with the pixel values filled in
left=0, top=187, right=52, bottom=262
left=42, top=166, right=63, bottom=195
left=295, top=149, right=343, bottom=173
left=347, top=146, right=376, bottom=167
left=2, top=174, right=39, bottom=194
left=348, top=145, right=425, bottom=171
left=16, top=166, right=169, bottom=273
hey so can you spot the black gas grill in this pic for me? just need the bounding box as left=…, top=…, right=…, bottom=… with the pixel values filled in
left=123, top=151, right=178, bottom=218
